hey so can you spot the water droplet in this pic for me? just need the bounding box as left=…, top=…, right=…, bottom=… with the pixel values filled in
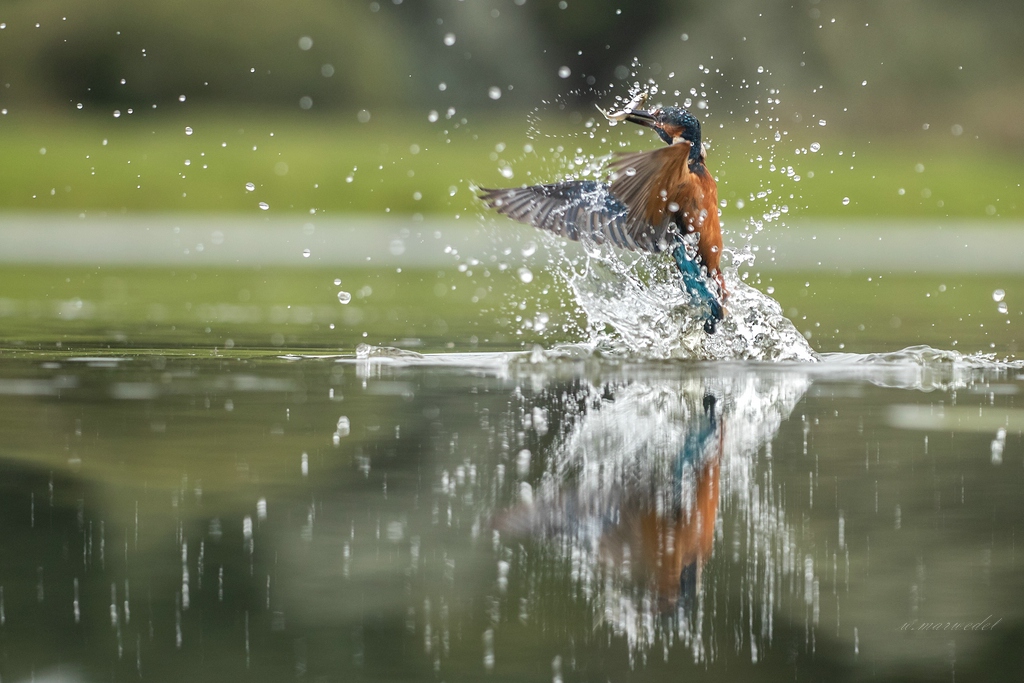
left=357, top=109, right=371, bottom=123
left=428, top=110, right=439, bottom=123
left=113, top=110, right=121, bottom=118
left=517, top=267, right=533, bottom=283
left=499, top=166, right=514, bottom=179
left=915, top=163, right=925, bottom=173
left=997, top=301, right=1008, bottom=314
left=818, top=119, right=827, bottom=126
left=488, top=86, right=502, bottom=100
left=842, top=197, right=850, bottom=206
left=558, top=66, right=571, bottom=78
left=258, top=202, right=269, bottom=211
left=809, top=142, right=821, bottom=153
left=993, top=289, right=1005, bottom=302
left=302, top=249, right=311, bottom=258
left=334, top=278, right=342, bottom=286
left=185, top=126, right=193, bottom=135
left=861, top=80, right=867, bottom=86
left=178, top=95, right=186, bottom=102
left=245, top=182, right=255, bottom=192
left=521, top=242, right=537, bottom=257
left=443, top=33, right=456, bottom=46
left=299, top=96, right=313, bottom=110
left=298, top=36, right=313, bottom=50
left=337, top=291, right=352, bottom=304
left=320, top=64, right=334, bottom=77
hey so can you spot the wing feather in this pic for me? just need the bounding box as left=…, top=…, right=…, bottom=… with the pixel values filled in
left=480, top=181, right=643, bottom=250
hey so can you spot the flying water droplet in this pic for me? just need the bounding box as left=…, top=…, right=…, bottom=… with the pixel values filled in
left=334, top=278, right=342, bottom=286
left=443, top=33, right=456, bottom=46
left=992, top=289, right=1005, bottom=302
left=302, top=249, right=311, bottom=258
left=488, top=86, right=502, bottom=100
left=809, top=142, right=820, bottom=152
left=558, top=66, right=571, bottom=78
left=258, top=202, right=269, bottom=210
left=338, top=291, right=352, bottom=304
left=842, top=197, right=850, bottom=206
left=245, top=182, right=255, bottom=192
left=298, top=36, right=313, bottom=50
left=185, top=126, right=193, bottom=135
left=518, top=267, right=533, bottom=283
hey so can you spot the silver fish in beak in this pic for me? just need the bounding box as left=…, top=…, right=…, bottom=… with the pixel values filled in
left=595, top=90, right=651, bottom=123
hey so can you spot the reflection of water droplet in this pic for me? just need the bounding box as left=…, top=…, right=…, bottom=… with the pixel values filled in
left=809, top=142, right=820, bottom=152
left=518, top=267, right=533, bottom=284
left=488, top=86, right=502, bottom=100
left=258, top=202, right=269, bottom=210
left=185, top=126, right=193, bottom=135
left=302, top=249, right=311, bottom=258
left=338, top=291, right=352, bottom=304
left=842, top=197, right=850, bottom=206
left=443, top=33, right=456, bottom=46
left=993, top=289, right=1005, bottom=302
left=245, top=182, right=255, bottom=192
left=558, top=66, right=571, bottom=78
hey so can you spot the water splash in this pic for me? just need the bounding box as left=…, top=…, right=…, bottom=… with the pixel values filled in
left=551, top=237, right=817, bottom=361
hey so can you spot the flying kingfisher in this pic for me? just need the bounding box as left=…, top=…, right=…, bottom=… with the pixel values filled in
left=479, top=94, right=726, bottom=333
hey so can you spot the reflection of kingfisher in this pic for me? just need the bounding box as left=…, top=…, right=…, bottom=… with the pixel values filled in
left=480, top=93, right=726, bottom=333
left=499, top=390, right=723, bottom=614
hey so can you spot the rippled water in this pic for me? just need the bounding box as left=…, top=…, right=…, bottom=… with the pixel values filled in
left=0, top=345, right=1021, bottom=681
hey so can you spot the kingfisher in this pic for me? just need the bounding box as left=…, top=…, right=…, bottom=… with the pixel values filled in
left=479, top=94, right=726, bottom=333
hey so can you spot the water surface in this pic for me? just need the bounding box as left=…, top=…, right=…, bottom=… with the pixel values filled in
left=0, top=347, right=1021, bottom=681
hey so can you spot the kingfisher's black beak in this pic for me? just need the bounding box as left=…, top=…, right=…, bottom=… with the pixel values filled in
left=624, top=109, right=659, bottom=128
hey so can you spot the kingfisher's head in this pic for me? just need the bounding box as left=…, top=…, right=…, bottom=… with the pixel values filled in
left=624, top=106, right=702, bottom=150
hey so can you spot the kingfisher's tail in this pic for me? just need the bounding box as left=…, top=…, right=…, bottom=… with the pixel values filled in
left=671, top=244, right=726, bottom=334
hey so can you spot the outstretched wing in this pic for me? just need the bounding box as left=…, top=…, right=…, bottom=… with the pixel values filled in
left=607, top=141, right=700, bottom=243
left=479, top=180, right=654, bottom=251
left=481, top=143, right=700, bottom=254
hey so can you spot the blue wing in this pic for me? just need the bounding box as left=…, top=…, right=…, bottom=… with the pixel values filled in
left=479, top=180, right=661, bottom=251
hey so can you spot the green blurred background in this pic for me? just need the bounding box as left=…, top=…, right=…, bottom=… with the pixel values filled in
left=0, top=0, right=1021, bottom=217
